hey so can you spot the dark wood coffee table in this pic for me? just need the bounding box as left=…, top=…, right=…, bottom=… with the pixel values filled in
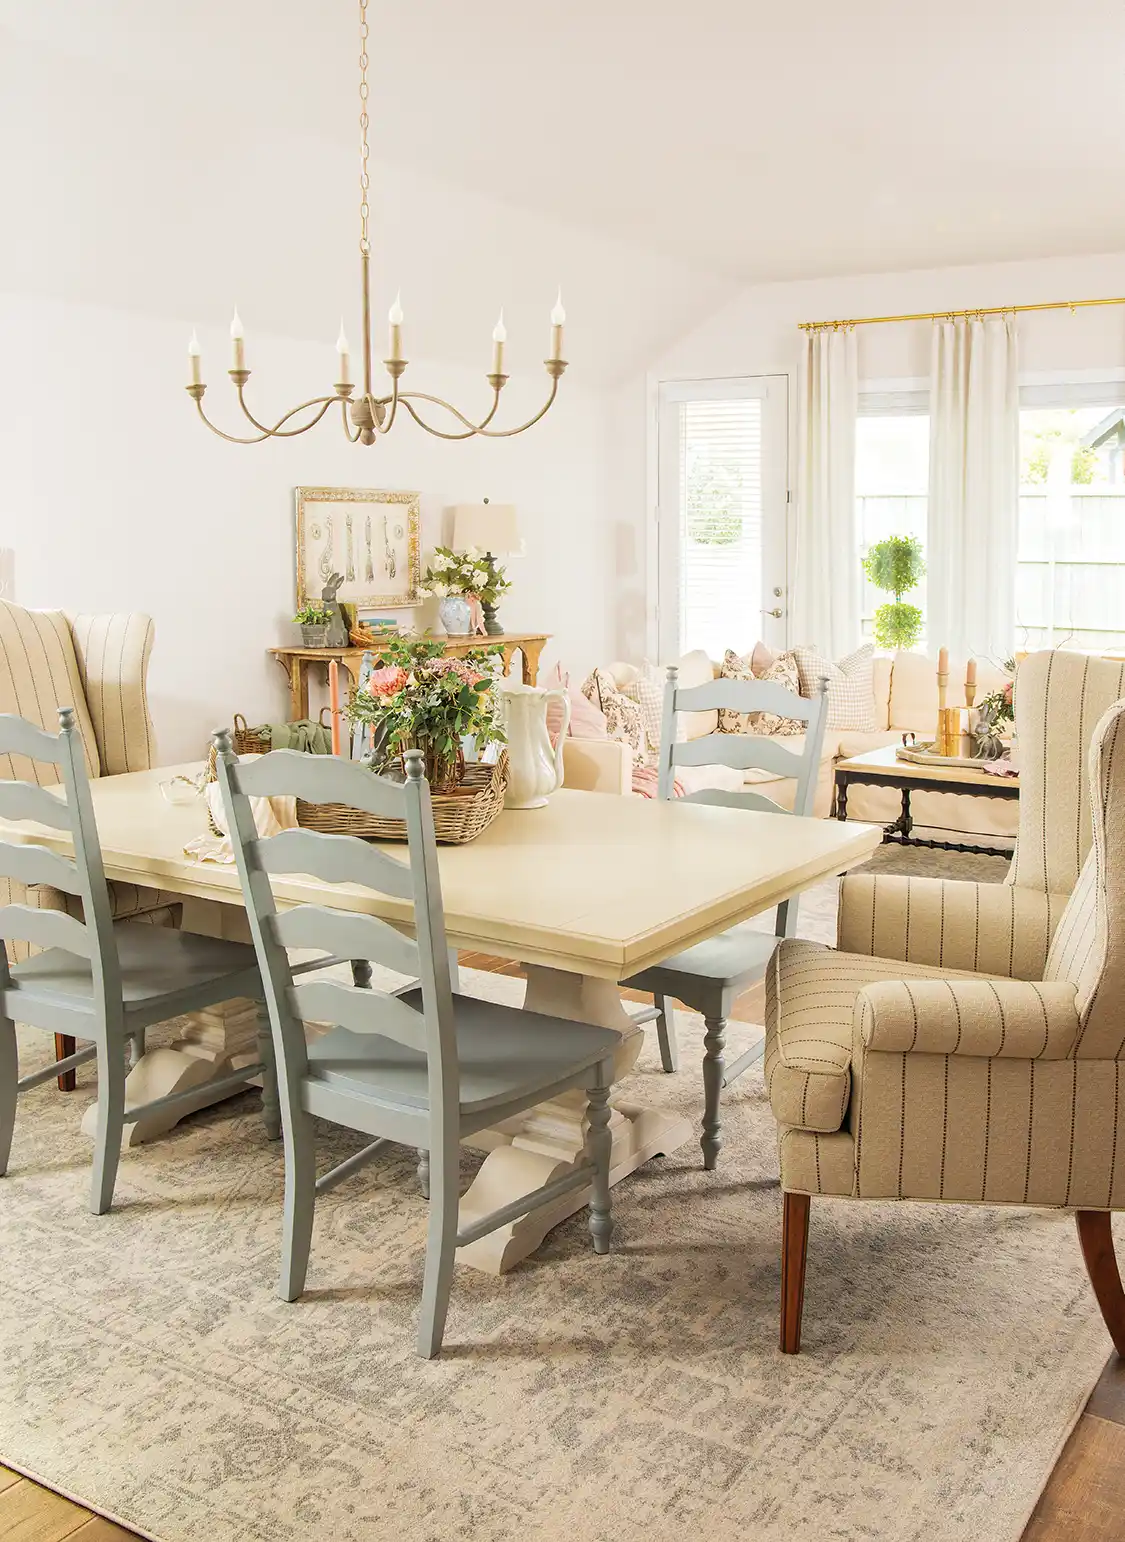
left=833, top=746, right=1019, bottom=857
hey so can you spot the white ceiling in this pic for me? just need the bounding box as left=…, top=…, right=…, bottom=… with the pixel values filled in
left=4, top=0, right=1125, bottom=374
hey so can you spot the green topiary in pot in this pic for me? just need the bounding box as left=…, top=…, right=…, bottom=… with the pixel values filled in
left=862, top=534, right=926, bottom=650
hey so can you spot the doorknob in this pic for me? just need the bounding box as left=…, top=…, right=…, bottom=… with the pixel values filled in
left=764, top=608, right=783, bottom=619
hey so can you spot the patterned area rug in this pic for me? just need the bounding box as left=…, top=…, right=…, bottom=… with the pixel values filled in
left=0, top=954, right=1112, bottom=1542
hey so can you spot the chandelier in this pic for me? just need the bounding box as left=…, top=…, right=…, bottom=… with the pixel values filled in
left=185, top=0, right=567, bottom=446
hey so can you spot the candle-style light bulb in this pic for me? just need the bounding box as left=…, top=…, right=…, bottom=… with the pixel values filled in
left=336, top=318, right=350, bottom=386
left=229, top=307, right=246, bottom=372
left=188, top=328, right=202, bottom=386
left=549, top=289, right=565, bottom=360
left=388, top=291, right=403, bottom=363
left=491, top=308, right=507, bottom=378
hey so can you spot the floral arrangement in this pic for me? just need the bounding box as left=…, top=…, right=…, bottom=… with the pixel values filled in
left=974, top=667, right=1015, bottom=759
left=346, top=635, right=505, bottom=791
left=419, top=546, right=511, bottom=609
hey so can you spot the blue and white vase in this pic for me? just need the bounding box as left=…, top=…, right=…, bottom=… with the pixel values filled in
left=438, top=595, right=472, bottom=635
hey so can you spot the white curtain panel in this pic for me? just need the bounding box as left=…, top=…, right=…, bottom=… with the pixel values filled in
left=793, top=326, right=859, bottom=658
left=927, top=316, right=1020, bottom=660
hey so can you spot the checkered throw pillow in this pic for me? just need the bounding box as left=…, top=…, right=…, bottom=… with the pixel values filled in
left=790, top=642, right=877, bottom=731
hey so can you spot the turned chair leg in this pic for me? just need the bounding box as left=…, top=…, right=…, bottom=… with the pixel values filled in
left=654, top=995, right=679, bottom=1074
left=701, top=1015, right=727, bottom=1170
left=780, top=1191, right=810, bottom=1354
left=55, top=1034, right=77, bottom=1092
left=1077, top=1210, right=1125, bottom=1357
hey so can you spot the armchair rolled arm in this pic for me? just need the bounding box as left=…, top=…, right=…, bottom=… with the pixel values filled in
left=856, top=977, right=1080, bottom=1060
left=68, top=613, right=156, bottom=775
left=838, top=874, right=1068, bottom=980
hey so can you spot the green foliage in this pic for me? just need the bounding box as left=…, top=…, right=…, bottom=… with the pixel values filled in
left=872, top=601, right=924, bottom=650
left=294, top=603, right=333, bottom=626
left=862, top=535, right=925, bottom=600
left=1022, top=436, right=1097, bottom=486
left=685, top=449, right=743, bottom=546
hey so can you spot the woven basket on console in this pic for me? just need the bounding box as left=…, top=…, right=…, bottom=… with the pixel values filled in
left=296, top=751, right=508, bottom=845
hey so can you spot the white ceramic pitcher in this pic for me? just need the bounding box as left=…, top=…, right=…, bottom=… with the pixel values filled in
left=499, top=680, right=570, bottom=809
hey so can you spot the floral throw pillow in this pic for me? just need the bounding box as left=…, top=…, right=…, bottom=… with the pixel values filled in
left=581, top=669, right=644, bottom=757
left=718, top=649, right=805, bottom=736
left=790, top=642, right=877, bottom=732
left=618, top=668, right=664, bottom=759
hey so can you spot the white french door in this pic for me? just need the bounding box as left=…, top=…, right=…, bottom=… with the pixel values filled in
left=656, top=375, right=789, bottom=662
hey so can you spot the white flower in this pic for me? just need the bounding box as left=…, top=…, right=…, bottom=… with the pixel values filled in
left=430, top=581, right=449, bottom=597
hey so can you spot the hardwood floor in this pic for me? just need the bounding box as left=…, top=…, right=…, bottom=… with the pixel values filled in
left=1, top=957, right=1119, bottom=1541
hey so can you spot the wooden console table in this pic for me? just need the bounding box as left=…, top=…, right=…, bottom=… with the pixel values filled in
left=269, top=632, right=550, bottom=720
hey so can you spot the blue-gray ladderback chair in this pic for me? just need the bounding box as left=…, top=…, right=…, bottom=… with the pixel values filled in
left=623, top=666, right=830, bottom=1169
left=0, top=708, right=280, bottom=1214
left=213, top=734, right=621, bottom=1360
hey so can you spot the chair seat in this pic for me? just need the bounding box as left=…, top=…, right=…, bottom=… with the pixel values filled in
left=764, top=938, right=989, bottom=1134
left=307, top=988, right=620, bottom=1119
left=8, top=920, right=260, bottom=1021
left=626, top=920, right=780, bottom=998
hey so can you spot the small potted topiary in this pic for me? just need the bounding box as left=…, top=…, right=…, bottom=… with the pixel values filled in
left=294, top=602, right=334, bottom=648
left=861, top=534, right=926, bottom=650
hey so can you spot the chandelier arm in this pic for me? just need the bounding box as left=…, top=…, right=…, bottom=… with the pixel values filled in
left=191, top=396, right=277, bottom=445
left=401, top=379, right=559, bottom=439
left=340, top=398, right=364, bottom=442
left=395, top=386, right=504, bottom=439
left=235, top=388, right=337, bottom=438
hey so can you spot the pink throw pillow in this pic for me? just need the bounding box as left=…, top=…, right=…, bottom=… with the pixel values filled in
left=544, top=663, right=608, bottom=743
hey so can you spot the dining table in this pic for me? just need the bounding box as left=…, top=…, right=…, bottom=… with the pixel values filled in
left=2, top=765, right=881, bottom=1272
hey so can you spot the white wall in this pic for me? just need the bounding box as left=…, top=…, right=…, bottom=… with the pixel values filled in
left=0, top=291, right=610, bottom=760
left=619, top=249, right=1125, bottom=660
left=0, top=13, right=735, bottom=764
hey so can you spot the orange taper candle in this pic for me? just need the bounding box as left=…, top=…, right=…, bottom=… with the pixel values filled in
left=328, top=658, right=342, bottom=756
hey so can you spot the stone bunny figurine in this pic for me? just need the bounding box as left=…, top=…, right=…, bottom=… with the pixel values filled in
left=321, top=572, right=349, bottom=648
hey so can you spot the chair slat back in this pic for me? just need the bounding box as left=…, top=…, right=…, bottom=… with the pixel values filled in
left=214, top=736, right=457, bottom=1115
left=286, top=977, right=428, bottom=1051
left=0, top=710, right=120, bottom=1002
left=257, top=827, right=414, bottom=901
left=657, top=667, right=830, bottom=819
left=272, top=905, right=421, bottom=978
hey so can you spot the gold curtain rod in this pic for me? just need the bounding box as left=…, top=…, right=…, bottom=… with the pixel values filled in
left=798, top=296, right=1125, bottom=332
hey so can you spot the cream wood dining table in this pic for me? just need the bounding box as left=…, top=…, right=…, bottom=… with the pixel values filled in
left=2, top=764, right=880, bottom=1272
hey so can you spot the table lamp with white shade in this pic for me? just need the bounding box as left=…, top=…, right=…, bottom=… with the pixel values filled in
left=451, top=499, right=520, bottom=635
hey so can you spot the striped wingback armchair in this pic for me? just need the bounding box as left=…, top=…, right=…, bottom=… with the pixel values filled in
left=0, top=601, right=179, bottom=973
left=765, top=650, right=1125, bottom=1353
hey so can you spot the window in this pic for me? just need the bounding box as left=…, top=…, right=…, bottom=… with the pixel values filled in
left=657, top=378, right=787, bottom=659
left=855, top=393, right=929, bottom=646
left=1017, top=390, right=1125, bottom=653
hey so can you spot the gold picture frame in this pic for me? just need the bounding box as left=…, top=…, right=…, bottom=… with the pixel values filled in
left=295, top=486, right=421, bottom=610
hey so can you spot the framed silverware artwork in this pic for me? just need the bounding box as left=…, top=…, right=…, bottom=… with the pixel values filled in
left=294, top=486, right=420, bottom=610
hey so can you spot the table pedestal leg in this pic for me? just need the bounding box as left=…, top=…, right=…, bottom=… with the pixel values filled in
left=80, top=998, right=263, bottom=1148
left=455, top=966, right=693, bottom=1275
left=80, top=899, right=264, bottom=1149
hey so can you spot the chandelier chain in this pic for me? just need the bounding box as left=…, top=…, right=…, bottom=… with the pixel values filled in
left=358, top=0, right=371, bottom=256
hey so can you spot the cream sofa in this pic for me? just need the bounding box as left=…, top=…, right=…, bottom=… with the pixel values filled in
left=569, top=649, right=1017, bottom=847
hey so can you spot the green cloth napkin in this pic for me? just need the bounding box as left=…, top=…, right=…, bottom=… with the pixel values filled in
left=262, top=719, right=334, bottom=754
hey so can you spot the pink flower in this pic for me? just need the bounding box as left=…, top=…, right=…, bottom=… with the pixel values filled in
left=1003, top=680, right=1014, bottom=703
left=365, top=665, right=408, bottom=699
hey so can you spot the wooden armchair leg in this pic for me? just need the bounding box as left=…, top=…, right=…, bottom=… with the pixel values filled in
left=55, top=1034, right=77, bottom=1093
left=1076, top=1210, right=1125, bottom=1356
left=781, top=1191, right=810, bottom=1354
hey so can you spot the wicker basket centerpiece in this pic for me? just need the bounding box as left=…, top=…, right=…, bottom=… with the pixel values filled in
left=296, top=751, right=508, bottom=844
